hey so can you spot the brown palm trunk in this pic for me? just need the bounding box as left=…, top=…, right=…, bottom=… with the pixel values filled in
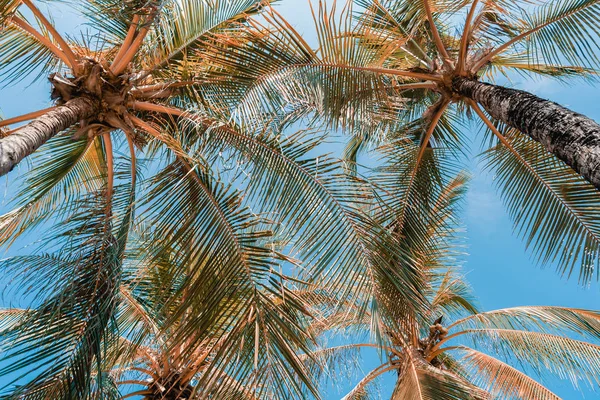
left=452, top=76, right=600, bottom=190
left=0, top=97, right=97, bottom=176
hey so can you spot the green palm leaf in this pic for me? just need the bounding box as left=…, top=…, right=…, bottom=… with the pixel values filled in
left=0, top=134, right=104, bottom=248
left=481, top=122, right=600, bottom=283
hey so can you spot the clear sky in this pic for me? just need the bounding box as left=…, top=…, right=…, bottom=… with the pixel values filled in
left=0, top=1, right=599, bottom=399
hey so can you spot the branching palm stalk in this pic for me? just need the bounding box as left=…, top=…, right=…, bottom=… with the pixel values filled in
left=199, top=0, right=600, bottom=284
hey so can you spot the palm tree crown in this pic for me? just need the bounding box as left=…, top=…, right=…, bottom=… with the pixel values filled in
left=196, top=0, right=600, bottom=284
left=1, top=1, right=600, bottom=399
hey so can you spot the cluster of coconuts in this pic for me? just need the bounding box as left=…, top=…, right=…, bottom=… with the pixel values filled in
left=429, top=323, right=449, bottom=341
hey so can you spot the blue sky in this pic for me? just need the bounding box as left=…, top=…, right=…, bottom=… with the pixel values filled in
left=0, top=1, right=599, bottom=399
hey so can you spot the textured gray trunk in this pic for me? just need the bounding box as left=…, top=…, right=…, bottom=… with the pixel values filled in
left=0, top=97, right=96, bottom=176
left=452, top=77, right=600, bottom=190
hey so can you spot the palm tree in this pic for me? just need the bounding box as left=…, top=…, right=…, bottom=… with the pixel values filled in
left=0, top=0, right=308, bottom=176
left=0, top=193, right=321, bottom=398
left=109, top=232, right=321, bottom=400
left=193, top=0, right=600, bottom=284
left=303, top=174, right=600, bottom=399
left=312, top=273, right=600, bottom=399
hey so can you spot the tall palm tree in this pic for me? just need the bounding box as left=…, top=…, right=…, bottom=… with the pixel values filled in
left=110, top=232, right=324, bottom=400
left=0, top=190, right=321, bottom=399
left=304, top=174, right=600, bottom=399
left=311, top=272, right=600, bottom=399
left=193, top=0, right=600, bottom=284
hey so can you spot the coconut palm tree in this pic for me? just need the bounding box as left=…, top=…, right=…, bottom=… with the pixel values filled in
left=311, top=272, right=600, bottom=399
left=303, top=174, right=600, bottom=399
left=192, top=0, right=600, bottom=284
left=0, top=190, right=322, bottom=399
left=0, top=0, right=282, bottom=174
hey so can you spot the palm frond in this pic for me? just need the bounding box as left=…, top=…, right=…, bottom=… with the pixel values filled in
left=342, top=362, right=395, bottom=400
left=458, top=346, right=561, bottom=400
left=0, top=134, right=104, bottom=249
left=429, top=270, right=479, bottom=320
left=141, top=0, right=269, bottom=76
left=481, top=121, right=600, bottom=283
left=482, top=53, right=598, bottom=82
left=0, top=308, right=30, bottom=332
left=137, top=158, right=319, bottom=398
left=0, top=154, right=134, bottom=398
left=487, top=0, right=600, bottom=69
left=449, top=306, right=600, bottom=340
left=183, top=119, right=425, bottom=314
left=457, top=328, right=600, bottom=390
left=0, top=12, right=64, bottom=84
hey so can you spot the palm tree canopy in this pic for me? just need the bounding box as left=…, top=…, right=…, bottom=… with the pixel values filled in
left=1, top=1, right=600, bottom=399
left=195, top=0, right=600, bottom=285
left=0, top=216, right=325, bottom=399
left=0, top=1, right=426, bottom=397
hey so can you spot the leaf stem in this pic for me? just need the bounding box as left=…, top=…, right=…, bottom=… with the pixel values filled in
left=111, top=14, right=141, bottom=74
left=9, top=16, right=72, bottom=67
left=457, top=0, right=480, bottom=74
left=423, top=0, right=451, bottom=63
left=415, top=99, right=450, bottom=168
left=21, top=0, right=78, bottom=70
left=0, top=106, right=56, bottom=128
left=103, top=132, right=114, bottom=213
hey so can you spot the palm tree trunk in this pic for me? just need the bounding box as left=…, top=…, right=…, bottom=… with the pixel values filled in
left=452, top=77, right=600, bottom=190
left=0, top=97, right=97, bottom=176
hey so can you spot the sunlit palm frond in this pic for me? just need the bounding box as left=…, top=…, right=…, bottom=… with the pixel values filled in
left=134, top=156, right=320, bottom=398
left=141, top=0, right=268, bottom=76
left=342, top=362, right=395, bottom=400
left=0, top=308, right=30, bottom=332
left=0, top=201, right=132, bottom=397
left=0, top=0, right=20, bottom=24
left=199, top=287, right=317, bottom=399
left=370, top=135, right=462, bottom=257
left=194, top=2, right=434, bottom=134
left=170, top=118, right=425, bottom=317
left=300, top=343, right=371, bottom=389
left=0, top=134, right=104, bottom=248
left=0, top=12, right=64, bottom=84
left=429, top=270, right=479, bottom=321
left=356, top=0, right=469, bottom=41
left=449, top=306, right=600, bottom=341
left=481, top=121, right=600, bottom=283
left=76, top=0, right=171, bottom=40
left=458, top=346, right=561, bottom=400
left=481, top=53, right=598, bottom=82
left=485, top=0, right=600, bottom=69
left=455, top=328, right=600, bottom=390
